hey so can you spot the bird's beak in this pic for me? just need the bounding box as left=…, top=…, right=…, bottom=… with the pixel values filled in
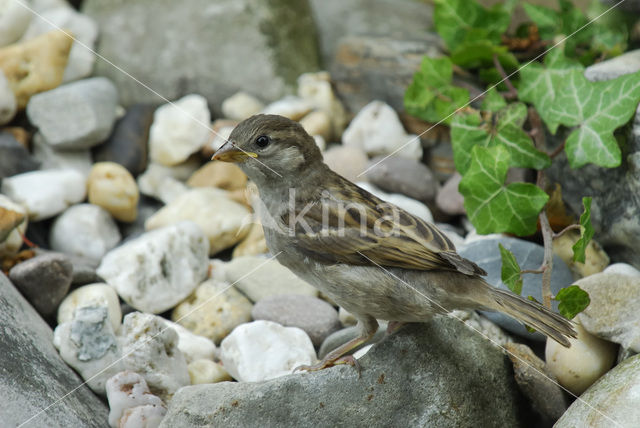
left=212, top=141, right=258, bottom=163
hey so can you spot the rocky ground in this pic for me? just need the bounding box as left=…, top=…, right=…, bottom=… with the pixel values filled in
left=1, top=0, right=640, bottom=427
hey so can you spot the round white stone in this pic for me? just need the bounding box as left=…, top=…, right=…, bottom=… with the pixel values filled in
left=32, top=133, right=93, bottom=178
left=187, top=359, right=232, bottom=385
left=57, top=283, right=122, bottom=333
left=137, top=162, right=190, bottom=204
left=0, top=0, right=32, bottom=47
left=106, top=371, right=166, bottom=428
left=0, top=70, right=16, bottom=125
left=261, top=96, right=312, bottom=121
left=604, top=263, right=640, bottom=278
left=161, top=319, right=218, bottom=364
left=221, top=91, right=264, bottom=121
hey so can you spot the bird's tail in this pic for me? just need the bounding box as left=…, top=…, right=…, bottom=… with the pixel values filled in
left=486, top=286, right=577, bottom=347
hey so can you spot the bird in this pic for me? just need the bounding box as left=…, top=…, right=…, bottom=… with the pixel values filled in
left=213, top=114, right=577, bottom=371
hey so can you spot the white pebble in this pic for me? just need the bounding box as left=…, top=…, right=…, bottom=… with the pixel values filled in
left=57, top=283, right=122, bottom=333
left=262, top=96, right=312, bottom=121
left=137, top=163, right=190, bottom=204
left=0, top=70, right=17, bottom=125
left=32, top=133, right=93, bottom=178
left=87, top=162, right=139, bottom=222
left=161, top=319, right=218, bottom=364
left=0, top=194, right=27, bottom=258
left=0, top=0, right=32, bottom=46
left=604, top=263, right=640, bottom=278
left=106, top=371, right=166, bottom=428
left=299, top=110, right=331, bottom=140
left=221, top=91, right=264, bottom=121
left=220, top=320, right=317, bottom=382
left=297, top=71, right=348, bottom=138
left=187, top=359, right=232, bottom=384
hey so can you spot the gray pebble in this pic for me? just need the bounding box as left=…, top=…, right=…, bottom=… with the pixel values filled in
left=365, top=155, right=437, bottom=202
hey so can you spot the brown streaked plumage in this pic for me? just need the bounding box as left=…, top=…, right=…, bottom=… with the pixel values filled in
left=213, top=114, right=577, bottom=371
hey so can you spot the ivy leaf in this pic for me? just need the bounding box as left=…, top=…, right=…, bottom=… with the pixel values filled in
left=572, top=197, right=594, bottom=263
left=499, top=244, right=523, bottom=295
left=555, top=285, right=590, bottom=320
left=451, top=103, right=551, bottom=174
left=481, top=88, right=507, bottom=112
left=522, top=3, right=558, bottom=40
left=404, top=56, right=469, bottom=125
left=450, top=40, right=519, bottom=73
left=459, top=145, right=549, bottom=236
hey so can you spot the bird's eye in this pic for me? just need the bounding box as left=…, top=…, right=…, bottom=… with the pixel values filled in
left=255, top=135, right=270, bottom=148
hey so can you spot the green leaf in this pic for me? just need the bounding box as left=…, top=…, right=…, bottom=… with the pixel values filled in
left=451, top=103, right=551, bottom=174
left=522, top=3, right=559, bottom=40
left=555, top=285, right=590, bottom=320
left=572, top=197, right=594, bottom=263
left=450, top=40, right=519, bottom=72
left=481, top=88, right=507, bottom=112
left=404, top=56, right=469, bottom=125
left=499, top=244, right=523, bottom=295
left=459, top=145, right=549, bottom=236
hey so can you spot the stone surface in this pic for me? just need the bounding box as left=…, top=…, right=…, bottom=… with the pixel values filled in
left=458, top=236, right=573, bottom=340
left=436, top=172, right=466, bottom=215
left=120, top=312, right=190, bottom=401
left=187, top=359, right=232, bottom=384
left=555, top=354, right=640, bottom=428
left=97, top=221, right=209, bottom=314
left=148, top=94, right=211, bottom=166
left=604, top=262, right=640, bottom=277
left=553, top=231, right=609, bottom=279
left=262, top=96, right=313, bottom=121
left=82, top=0, right=320, bottom=116
left=58, top=282, right=122, bottom=333
left=299, top=109, right=332, bottom=140
left=356, top=181, right=434, bottom=223
left=9, top=252, right=73, bottom=318
left=0, top=194, right=28, bottom=257
left=93, top=104, right=155, bottom=177
left=575, top=272, right=640, bottom=352
left=252, top=294, right=341, bottom=347
left=21, top=5, right=98, bottom=82
left=27, top=77, right=118, bottom=149
left=0, top=272, right=109, bottom=427
left=297, top=71, right=348, bottom=140
left=53, top=305, right=123, bottom=395
left=343, top=100, right=422, bottom=159
left=223, top=256, right=319, bottom=302
left=187, top=160, right=248, bottom=191
left=88, top=161, right=140, bottom=222
left=545, top=323, right=617, bottom=396
left=1, top=169, right=86, bottom=220
left=0, top=29, right=72, bottom=108
left=32, top=132, right=93, bottom=177
left=0, top=0, right=32, bottom=47
left=318, top=323, right=387, bottom=359
left=584, top=49, right=640, bottom=82
left=161, top=319, right=218, bottom=364
left=171, top=279, right=253, bottom=344
left=162, top=320, right=529, bottom=427
left=365, top=155, right=437, bottom=202
left=232, top=222, right=268, bottom=258
left=137, top=162, right=190, bottom=204
left=0, top=131, right=39, bottom=178
left=220, top=320, right=317, bottom=382
left=221, top=91, right=265, bottom=121
left=146, top=188, right=250, bottom=255
left=106, top=371, right=166, bottom=428
left=50, top=203, right=121, bottom=264
left=0, top=69, right=16, bottom=124
left=323, top=145, right=369, bottom=182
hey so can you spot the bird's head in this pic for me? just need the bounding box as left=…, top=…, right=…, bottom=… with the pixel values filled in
left=213, top=114, right=324, bottom=187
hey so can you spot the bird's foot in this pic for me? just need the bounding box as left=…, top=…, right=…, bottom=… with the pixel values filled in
left=293, top=355, right=361, bottom=374
left=386, top=321, right=406, bottom=335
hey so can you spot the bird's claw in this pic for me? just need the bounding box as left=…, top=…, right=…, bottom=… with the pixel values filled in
left=293, top=355, right=361, bottom=376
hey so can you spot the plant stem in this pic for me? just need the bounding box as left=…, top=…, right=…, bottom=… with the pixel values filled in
left=492, top=54, right=518, bottom=99
left=554, top=224, right=581, bottom=239
left=539, top=208, right=554, bottom=309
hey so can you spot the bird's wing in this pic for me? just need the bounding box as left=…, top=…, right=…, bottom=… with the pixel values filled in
left=281, top=177, right=486, bottom=276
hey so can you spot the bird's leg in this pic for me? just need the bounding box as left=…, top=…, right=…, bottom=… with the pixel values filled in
left=386, top=321, right=406, bottom=335
left=295, top=316, right=378, bottom=373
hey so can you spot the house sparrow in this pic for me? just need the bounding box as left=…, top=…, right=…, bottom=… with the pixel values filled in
left=213, top=114, right=576, bottom=371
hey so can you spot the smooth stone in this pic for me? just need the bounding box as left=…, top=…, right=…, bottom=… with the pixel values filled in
left=365, top=155, right=437, bottom=202
left=27, top=77, right=118, bottom=149
left=318, top=324, right=387, bottom=359
left=556, top=353, right=640, bottom=427
left=585, top=49, right=640, bottom=82
left=9, top=252, right=73, bottom=318
left=435, top=222, right=466, bottom=248
left=458, top=236, right=573, bottom=340
left=575, top=272, right=640, bottom=352
left=187, top=359, right=232, bottom=385
left=145, top=188, right=250, bottom=255
left=356, top=181, right=434, bottom=223
left=0, top=0, right=32, bottom=47
left=1, top=169, right=86, bottom=220
left=604, top=263, right=640, bottom=277
left=148, top=94, right=211, bottom=166
left=545, top=323, right=617, bottom=396
left=97, top=221, right=209, bottom=314
left=20, top=5, right=98, bottom=82
left=504, top=342, right=568, bottom=422
left=221, top=91, right=264, bottom=121
left=57, top=282, right=122, bottom=333
left=0, top=69, right=16, bottom=124
left=252, top=294, right=341, bottom=347
left=0, top=29, right=72, bottom=108
left=343, top=101, right=422, bottom=159
left=120, top=312, right=190, bottom=401
left=137, top=162, right=190, bottom=204
left=299, top=109, right=331, bottom=140
left=32, top=132, right=92, bottom=177
left=261, top=96, right=313, bottom=121
left=161, top=319, right=218, bottom=364
left=207, top=124, right=234, bottom=153
left=220, top=320, right=317, bottom=382
left=0, top=272, right=109, bottom=427
left=0, top=194, right=28, bottom=257
left=66, top=253, right=102, bottom=286
left=449, top=310, right=513, bottom=347
left=50, top=203, right=121, bottom=264
left=93, top=104, right=155, bottom=177
left=436, top=172, right=466, bottom=215
left=88, top=161, right=140, bottom=222
left=323, top=145, right=369, bottom=182
left=161, top=320, right=528, bottom=428
left=553, top=231, right=609, bottom=279
left=186, top=160, right=248, bottom=191
left=231, top=222, right=268, bottom=258
left=53, top=305, right=123, bottom=395
left=117, top=195, right=163, bottom=241
left=171, top=279, right=253, bottom=344
left=297, top=71, right=348, bottom=140
left=106, top=371, right=166, bottom=428
left=120, top=404, right=167, bottom=428
left=313, top=135, right=326, bottom=151
left=0, top=131, right=39, bottom=178
left=338, top=307, right=357, bottom=327
left=223, top=256, right=318, bottom=302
